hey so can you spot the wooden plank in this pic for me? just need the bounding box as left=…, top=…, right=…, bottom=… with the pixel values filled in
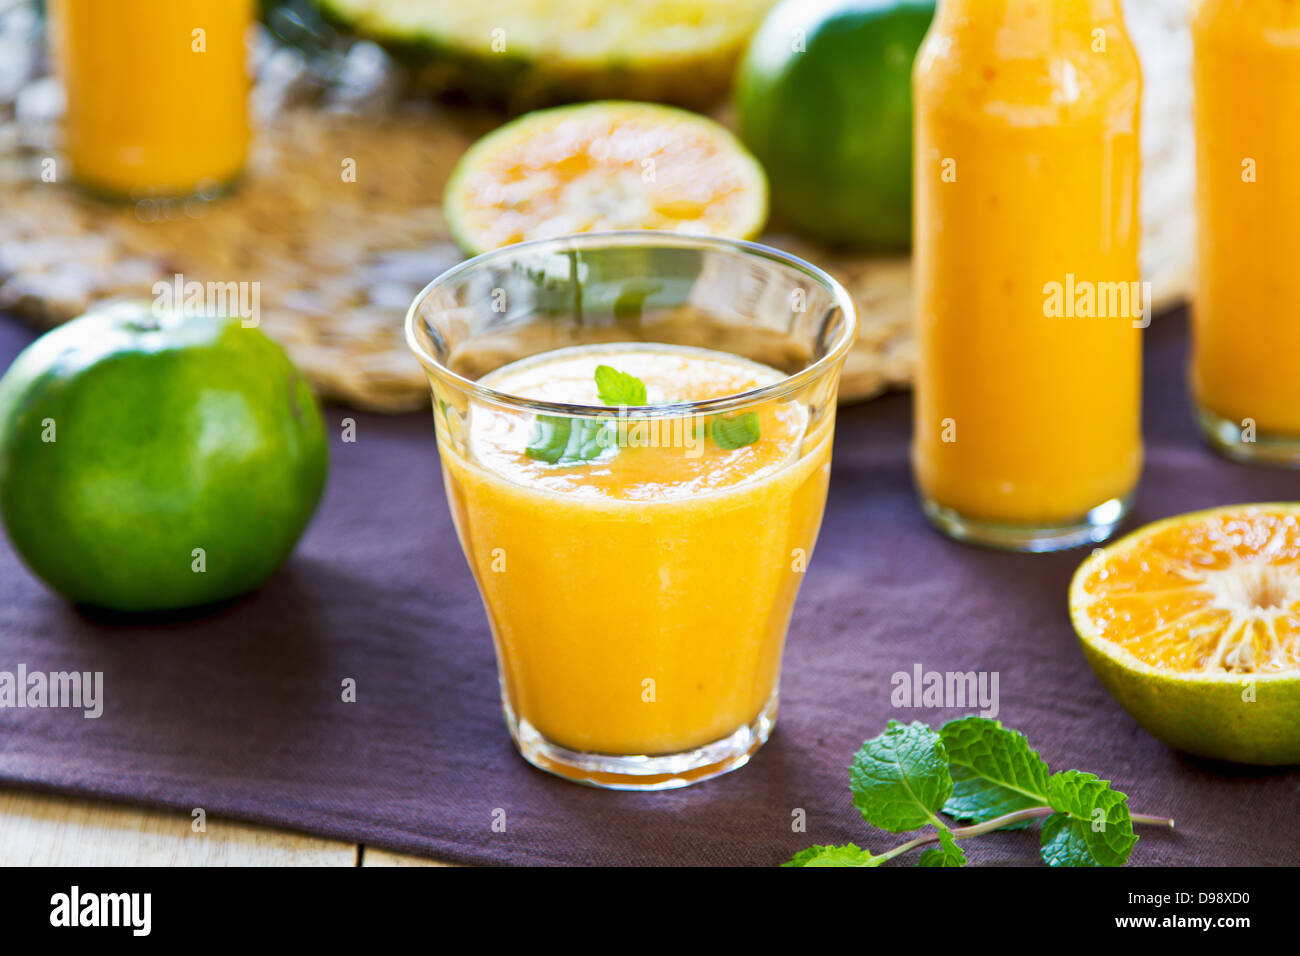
left=360, top=846, right=453, bottom=867
left=0, top=790, right=357, bottom=866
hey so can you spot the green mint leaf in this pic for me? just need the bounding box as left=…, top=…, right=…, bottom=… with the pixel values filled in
left=1039, top=770, right=1137, bottom=867
left=917, top=828, right=966, bottom=867
left=594, top=365, right=647, bottom=406
left=783, top=843, right=881, bottom=868
left=524, top=415, right=615, bottom=465
left=709, top=411, right=761, bottom=450
left=525, top=416, right=569, bottom=463
left=525, top=365, right=645, bottom=464
left=849, top=720, right=953, bottom=834
left=939, top=716, right=1052, bottom=828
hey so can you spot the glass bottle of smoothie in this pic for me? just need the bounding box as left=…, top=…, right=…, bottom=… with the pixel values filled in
left=912, top=0, right=1144, bottom=551
left=1192, top=0, right=1300, bottom=466
left=50, top=0, right=253, bottom=199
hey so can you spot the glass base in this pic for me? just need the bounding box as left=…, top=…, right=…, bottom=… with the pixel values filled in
left=505, top=691, right=777, bottom=791
left=72, top=173, right=242, bottom=208
left=921, top=493, right=1131, bottom=553
left=1196, top=405, right=1300, bottom=468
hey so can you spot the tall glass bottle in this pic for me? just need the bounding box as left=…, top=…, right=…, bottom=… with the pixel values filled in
left=1193, top=0, right=1300, bottom=465
left=51, top=0, right=253, bottom=199
left=912, top=0, right=1143, bottom=551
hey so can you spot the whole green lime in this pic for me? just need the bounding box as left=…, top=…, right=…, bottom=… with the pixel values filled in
left=0, top=305, right=329, bottom=612
left=735, top=0, right=935, bottom=248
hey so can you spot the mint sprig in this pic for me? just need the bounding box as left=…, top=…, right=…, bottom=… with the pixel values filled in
left=917, top=828, right=966, bottom=868
left=708, top=411, right=761, bottom=450
left=1040, top=771, right=1138, bottom=867
left=524, top=415, right=615, bottom=464
left=784, top=716, right=1173, bottom=868
left=594, top=364, right=647, bottom=407
left=850, top=720, right=952, bottom=833
left=941, top=714, right=1051, bottom=828
left=786, top=844, right=880, bottom=868
left=524, top=364, right=763, bottom=463
left=524, top=364, right=640, bottom=465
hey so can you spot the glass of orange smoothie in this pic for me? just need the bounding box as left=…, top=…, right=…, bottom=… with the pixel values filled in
left=406, top=233, right=856, bottom=789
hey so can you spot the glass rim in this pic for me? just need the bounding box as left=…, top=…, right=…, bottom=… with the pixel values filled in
left=403, top=231, right=859, bottom=419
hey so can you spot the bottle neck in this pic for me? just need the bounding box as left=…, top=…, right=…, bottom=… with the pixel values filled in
left=1194, top=0, right=1300, bottom=32
left=937, top=0, right=1125, bottom=30
left=934, top=0, right=1130, bottom=57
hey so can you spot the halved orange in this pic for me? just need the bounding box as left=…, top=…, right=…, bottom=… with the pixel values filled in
left=443, top=101, right=768, bottom=255
left=1070, top=504, right=1300, bottom=764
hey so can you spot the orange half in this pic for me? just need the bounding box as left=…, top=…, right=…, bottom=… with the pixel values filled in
left=1070, top=504, right=1300, bottom=764
left=443, top=101, right=769, bottom=255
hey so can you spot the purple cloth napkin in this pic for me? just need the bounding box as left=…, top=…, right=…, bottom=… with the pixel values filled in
left=0, top=310, right=1296, bottom=866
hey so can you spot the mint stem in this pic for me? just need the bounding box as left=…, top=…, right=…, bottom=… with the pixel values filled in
left=875, top=806, right=1174, bottom=864
left=1131, top=812, right=1176, bottom=828
left=949, top=806, right=1055, bottom=839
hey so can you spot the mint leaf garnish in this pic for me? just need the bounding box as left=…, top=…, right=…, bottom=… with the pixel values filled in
left=524, top=415, right=614, bottom=465
left=783, top=844, right=880, bottom=868
left=526, top=364, right=763, bottom=463
left=524, top=364, right=644, bottom=465
left=850, top=720, right=953, bottom=833
left=1039, top=771, right=1138, bottom=867
left=524, top=416, right=569, bottom=463
left=709, top=412, right=761, bottom=450
left=787, top=716, right=1170, bottom=868
left=594, top=364, right=647, bottom=406
left=917, top=828, right=966, bottom=867
left=940, top=716, right=1052, bottom=828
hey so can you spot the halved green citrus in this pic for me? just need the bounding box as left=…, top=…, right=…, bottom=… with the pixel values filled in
left=444, top=101, right=769, bottom=255
left=319, top=0, right=777, bottom=110
left=1070, top=504, right=1300, bottom=764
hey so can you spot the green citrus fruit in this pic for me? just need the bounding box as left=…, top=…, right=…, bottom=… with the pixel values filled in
left=0, top=304, right=329, bottom=612
left=1070, top=504, right=1300, bottom=765
left=735, top=0, right=935, bottom=247
left=444, top=100, right=768, bottom=256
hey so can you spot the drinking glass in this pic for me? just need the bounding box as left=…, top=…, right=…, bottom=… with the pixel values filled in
left=406, top=232, right=856, bottom=789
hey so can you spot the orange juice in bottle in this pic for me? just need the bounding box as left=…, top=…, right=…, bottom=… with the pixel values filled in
left=1193, top=0, right=1300, bottom=465
left=912, top=0, right=1143, bottom=550
left=50, top=0, right=253, bottom=198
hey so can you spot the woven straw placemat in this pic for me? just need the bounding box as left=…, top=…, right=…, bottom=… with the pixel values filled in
left=0, top=0, right=1192, bottom=411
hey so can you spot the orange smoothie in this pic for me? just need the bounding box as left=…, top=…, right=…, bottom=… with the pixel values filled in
left=912, top=0, right=1143, bottom=544
left=1193, top=0, right=1300, bottom=443
left=51, top=0, right=252, bottom=197
left=438, top=343, right=833, bottom=757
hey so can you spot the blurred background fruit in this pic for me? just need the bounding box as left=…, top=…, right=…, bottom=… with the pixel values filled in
left=1070, top=505, right=1300, bottom=765
left=735, top=0, right=934, bottom=248
left=314, top=0, right=777, bottom=110
left=0, top=0, right=1199, bottom=413
left=444, top=100, right=768, bottom=255
left=0, top=304, right=329, bottom=612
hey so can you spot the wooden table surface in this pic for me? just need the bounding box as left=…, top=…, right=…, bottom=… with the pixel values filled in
left=0, top=788, right=445, bottom=866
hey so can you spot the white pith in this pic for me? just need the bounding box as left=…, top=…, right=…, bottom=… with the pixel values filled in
left=1191, top=559, right=1300, bottom=672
